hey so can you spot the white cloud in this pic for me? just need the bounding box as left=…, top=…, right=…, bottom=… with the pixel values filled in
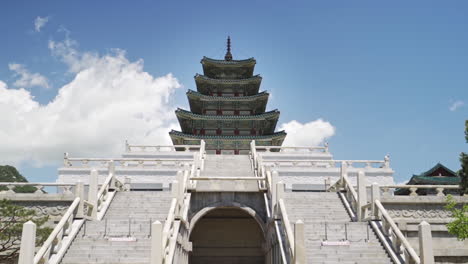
left=8, top=63, right=50, bottom=89
left=34, top=16, right=49, bottom=32
left=0, top=37, right=181, bottom=166
left=279, top=119, right=335, bottom=146
left=449, top=100, right=464, bottom=111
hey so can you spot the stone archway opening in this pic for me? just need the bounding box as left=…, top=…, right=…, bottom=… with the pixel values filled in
left=189, top=207, right=265, bottom=264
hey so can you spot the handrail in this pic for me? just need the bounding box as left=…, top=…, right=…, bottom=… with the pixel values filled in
left=33, top=197, right=81, bottom=264
left=278, top=199, right=295, bottom=256
left=374, top=200, right=421, bottom=264
left=342, top=175, right=358, bottom=212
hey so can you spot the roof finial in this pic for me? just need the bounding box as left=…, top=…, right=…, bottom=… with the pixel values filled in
left=225, top=36, right=233, bottom=61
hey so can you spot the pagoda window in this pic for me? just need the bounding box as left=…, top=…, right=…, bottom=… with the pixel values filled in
left=234, top=149, right=239, bottom=155
left=215, top=150, right=221, bottom=155
left=217, top=92, right=222, bottom=96
left=216, top=109, right=222, bottom=115
left=234, top=110, right=239, bottom=115
left=234, top=129, right=240, bottom=135
left=216, top=128, right=222, bottom=135
left=193, top=129, right=197, bottom=135
left=250, top=128, right=256, bottom=135
left=200, top=129, right=205, bottom=135
left=234, top=92, right=239, bottom=97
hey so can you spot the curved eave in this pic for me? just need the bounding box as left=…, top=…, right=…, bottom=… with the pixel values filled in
left=187, top=90, right=269, bottom=102
left=175, top=108, right=279, bottom=121
left=201, top=56, right=256, bottom=67
left=169, top=130, right=286, bottom=141
left=195, top=74, right=262, bottom=84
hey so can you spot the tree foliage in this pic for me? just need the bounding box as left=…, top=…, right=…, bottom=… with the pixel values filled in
left=0, top=200, right=52, bottom=261
left=445, top=195, right=468, bottom=240
left=0, top=166, right=36, bottom=193
left=460, top=120, right=468, bottom=194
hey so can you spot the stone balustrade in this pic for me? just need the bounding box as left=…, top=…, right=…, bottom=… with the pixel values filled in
left=262, top=158, right=390, bottom=169
left=0, top=182, right=75, bottom=195
left=380, top=185, right=461, bottom=197
left=255, top=144, right=329, bottom=153
left=63, top=155, right=193, bottom=168
left=125, top=140, right=201, bottom=153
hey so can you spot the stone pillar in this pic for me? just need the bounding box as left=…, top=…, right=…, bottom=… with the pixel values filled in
left=357, top=170, right=367, bottom=221
left=88, top=169, right=99, bottom=220
left=271, top=171, right=279, bottom=217
left=151, top=221, right=163, bottom=264
left=419, top=221, right=434, bottom=264
left=340, top=162, right=348, bottom=186
left=124, top=176, right=131, bottom=191
left=294, top=220, right=306, bottom=264
left=108, top=160, right=115, bottom=188
left=371, top=182, right=380, bottom=219
left=18, top=221, right=36, bottom=264
left=75, top=181, right=85, bottom=218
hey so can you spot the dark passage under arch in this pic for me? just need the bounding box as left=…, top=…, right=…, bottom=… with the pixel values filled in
left=189, top=207, right=265, bottom=264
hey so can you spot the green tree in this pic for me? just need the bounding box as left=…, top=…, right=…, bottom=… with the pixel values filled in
left=0, top=166, right=36, bottom=193
left=445, top=195, right=468, bottom=240
left=0, top=200, right=52, bottom=262
left=459, top=120, right=468, bottom=194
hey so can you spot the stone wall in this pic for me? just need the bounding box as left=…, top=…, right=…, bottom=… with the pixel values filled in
left=381, top=196, right=468, bottom=263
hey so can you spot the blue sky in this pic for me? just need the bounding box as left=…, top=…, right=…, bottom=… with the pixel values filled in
left=0, top=0, right=467, bottom=184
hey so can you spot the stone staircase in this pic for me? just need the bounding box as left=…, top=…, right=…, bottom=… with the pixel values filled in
left=61, top=191, right=172, bottom=264
left=283, top=191, right=393, bottom=264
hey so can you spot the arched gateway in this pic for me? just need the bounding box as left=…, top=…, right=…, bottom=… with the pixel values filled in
left=189, top=207, right=265, bottom=264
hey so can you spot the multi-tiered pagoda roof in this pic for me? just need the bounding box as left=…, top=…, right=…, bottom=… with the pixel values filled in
left=170, top=37, right=286, bottom=154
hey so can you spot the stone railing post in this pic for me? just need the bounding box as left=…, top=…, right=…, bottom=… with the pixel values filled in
left=294, top=220, right=306, bottom=264
left=151, top=221, right=163, bottom=264
left=124, top=177, right=131, bottom=191
left=371, top=183, right=381, bottom=219
left=75, top=181, right=85, bottom=218
left=275, top=181, right=285, bottom=218
left=357, top=170, right=367, bottom=221
left=125, top=139, right=130, bottom=152
left=108, top=160, right=115, bottom=188
left=18, top=221, right=36, bottom=264
left=271, top=171, right=279, bottom=217
left=88, top=169, right=99, bottom=220
left=340, top=161, right=348, bottom=186
left=419, top=221, right=434, bottom=264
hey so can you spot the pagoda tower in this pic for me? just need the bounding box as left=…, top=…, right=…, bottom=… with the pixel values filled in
left=169, top=37, right=286, bottom=154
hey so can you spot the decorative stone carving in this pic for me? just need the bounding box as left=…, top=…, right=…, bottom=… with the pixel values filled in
left=387, top=209, right=452, bottom=219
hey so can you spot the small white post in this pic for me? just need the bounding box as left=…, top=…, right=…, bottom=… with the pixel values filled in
left=294, top=220, right=306, bottom=264
left=276, top=181, right=285, bottom=218
left=151, top=221, right=163, bottom=264
left=271, top=171, right=279, bottom=217
left=108, top=160, right=115, bottom=188
left=88, top=169, right=99, bottom=220
left=125, top=140, right=130, bottom=152
left=371, top=182, right=381, bottom=219
left=18, top=221, right=36, bottom=264
left=419, top=221, right=434, bottom=264
left=75, top=181, right=85, bottom=218
left=340, top=161, right=348, bottom=186
left=171, top=180, right=180, bottom=199
left=324, top=177, right=331, bottom=191
left=176, top=171, right=184, bottom=215
left=357, top=170, right=367, bottom=221
left=124, top=176, right=131, bottom=191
